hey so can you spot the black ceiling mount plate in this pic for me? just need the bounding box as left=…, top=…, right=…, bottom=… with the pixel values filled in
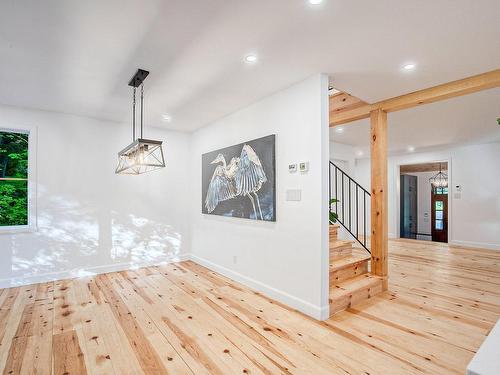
left=128, top=69, right=150, bottom=87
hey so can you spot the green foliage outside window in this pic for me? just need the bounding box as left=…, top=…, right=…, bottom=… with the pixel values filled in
left=0, top=131, right=29, bottom=226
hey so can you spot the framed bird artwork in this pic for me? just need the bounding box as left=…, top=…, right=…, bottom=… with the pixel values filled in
left=201, top=135, right=276, bottom=221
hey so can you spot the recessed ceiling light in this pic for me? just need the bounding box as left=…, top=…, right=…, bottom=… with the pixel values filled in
left=355, top=150, right=364, bottom=157
left=162, top=114, right=172, bottom=122
left=407, top=146, right=415, bottom=152
left=335, top=127, right=344, bottom=134
left=402, top=63, right=416, bottom=71
left=309, top=0, right=323, bottom=4
left=244, top=54, right=258, bottom=63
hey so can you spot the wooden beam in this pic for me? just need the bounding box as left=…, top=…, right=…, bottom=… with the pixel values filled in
left=378, top=69, right=500, bottom=112
left=329, top=92, right=368, bottom=115
left=330, top=68, right=500, bottom=126
left=400, top=162, right=447, bottom=174
left=370, top=109, right=388, bottom=290
left=330, top=103, right=374, bottom=126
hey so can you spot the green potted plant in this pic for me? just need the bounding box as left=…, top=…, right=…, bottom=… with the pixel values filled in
left=329, top=198, right=339, bottom=223
left=329, top=198, right=339, bottom=240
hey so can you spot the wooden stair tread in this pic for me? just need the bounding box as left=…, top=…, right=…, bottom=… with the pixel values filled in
left=329, top=240, right=354, bottom=249
left=351, top=247, right=370, bottom=257
left=329, top=254, right=370, bottom=271
left=329, top=274, right=383, bottom=300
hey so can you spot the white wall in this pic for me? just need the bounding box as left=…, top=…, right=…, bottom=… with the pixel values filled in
left=355, top=142, right=500, bottom=250
left=190, top=75, right=330, bottom=319
left=330, top=142, right=356, bottom=174
left=0, top=104, right=191, bottom=287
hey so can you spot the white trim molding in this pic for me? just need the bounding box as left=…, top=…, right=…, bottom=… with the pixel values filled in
left=0, top=124, right=38, bottom=234
left=189, top=253, right=329, bottom=320
left=449, top=240, right=500, bottom=252
left=0, top=254, right=190, bottom=289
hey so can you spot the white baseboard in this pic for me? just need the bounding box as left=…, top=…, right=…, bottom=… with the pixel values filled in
left=0, top=253, right=329, bottom=321
left=189, top=253, right=328, bottom=320
left=0, top=254, right=190, bottom=289
left=449, top=240, right=500, bottom=251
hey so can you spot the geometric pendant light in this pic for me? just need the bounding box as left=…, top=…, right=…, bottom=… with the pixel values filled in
left=115, top=69, right=166, bottom=175
left=429, top=163, right=448, bottom=188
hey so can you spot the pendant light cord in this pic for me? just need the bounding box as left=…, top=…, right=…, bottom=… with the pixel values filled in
left=140, top=83, right=144, bottom=139
left=132, top=87, right=136, bottom=141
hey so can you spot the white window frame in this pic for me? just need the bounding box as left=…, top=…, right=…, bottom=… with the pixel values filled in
left=0, top=124, right=37, bottom=234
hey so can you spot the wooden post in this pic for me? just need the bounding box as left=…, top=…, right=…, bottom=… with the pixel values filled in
left=370, top=109, right=388, bottom=290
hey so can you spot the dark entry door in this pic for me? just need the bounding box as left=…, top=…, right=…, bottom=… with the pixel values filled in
left=400, top=175, right=418, bottom=239
left=431, top=192, right=448, bottom=242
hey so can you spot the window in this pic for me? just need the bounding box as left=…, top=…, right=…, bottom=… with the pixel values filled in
left=434, top=200, right=444, bottom=231
left=0, top=130, right=30, bottom=228
left=434, top=187, right=448, bottom=195
left=435, top=220, right=444, bottom=230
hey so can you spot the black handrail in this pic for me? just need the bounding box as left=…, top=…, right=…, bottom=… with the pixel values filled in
left=329, top=161, right=371, bottom=254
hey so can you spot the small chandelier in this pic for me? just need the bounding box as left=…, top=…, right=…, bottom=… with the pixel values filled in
left=429, top=163, right=448, bottom=188
left=115, top=69, right=165, bottom=175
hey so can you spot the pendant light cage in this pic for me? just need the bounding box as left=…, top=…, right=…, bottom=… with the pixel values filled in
left=115, top=69, right=166, bottom=175
left=429, top=164, right=448, bottom=190
left=116, top=139, right=165, bottom=175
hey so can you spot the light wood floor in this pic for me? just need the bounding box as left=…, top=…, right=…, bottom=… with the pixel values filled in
left=0, top=239, right=499, bottom=374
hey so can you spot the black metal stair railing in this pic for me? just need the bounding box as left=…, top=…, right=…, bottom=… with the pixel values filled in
left=329, top=161, right=371, bottom=254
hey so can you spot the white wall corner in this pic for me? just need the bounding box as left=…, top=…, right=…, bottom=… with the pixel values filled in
left=189, top=74, right=333, bottom=321
left=320, top=73, right=331, bottom=318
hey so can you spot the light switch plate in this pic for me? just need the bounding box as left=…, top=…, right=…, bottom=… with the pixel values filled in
left=299, top=162, right=309, bottom=172
left=286, top=189, right=302, bottom=201
left=288, top=163, right=297, bottom=173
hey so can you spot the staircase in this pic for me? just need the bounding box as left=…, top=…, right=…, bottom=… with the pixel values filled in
left=328, top=162, right=384, bottom=316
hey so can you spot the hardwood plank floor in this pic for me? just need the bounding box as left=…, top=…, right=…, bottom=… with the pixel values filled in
left=0, top=239, right=499, bottom=374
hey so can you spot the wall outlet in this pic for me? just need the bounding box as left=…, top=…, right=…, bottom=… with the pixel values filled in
left=288, top=163, right=297, bottom=173
left=299, top=162, right=309, bottom=172
left=286, top=189, right=302, bottom=201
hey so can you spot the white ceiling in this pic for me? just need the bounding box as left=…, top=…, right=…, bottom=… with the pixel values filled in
left=330, top=88, right=500, bottom=154
left=1, top=0, right=499, bottom=132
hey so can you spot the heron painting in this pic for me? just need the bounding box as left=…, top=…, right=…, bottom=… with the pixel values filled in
left=202, top=135, right=276, bottom=221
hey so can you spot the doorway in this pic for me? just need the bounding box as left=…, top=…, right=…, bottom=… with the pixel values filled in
left=400, top=175, right=417, bottom=239
left=399, top=162, right=449, bottom=243
left=431, top=190, right=448, bottom=242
